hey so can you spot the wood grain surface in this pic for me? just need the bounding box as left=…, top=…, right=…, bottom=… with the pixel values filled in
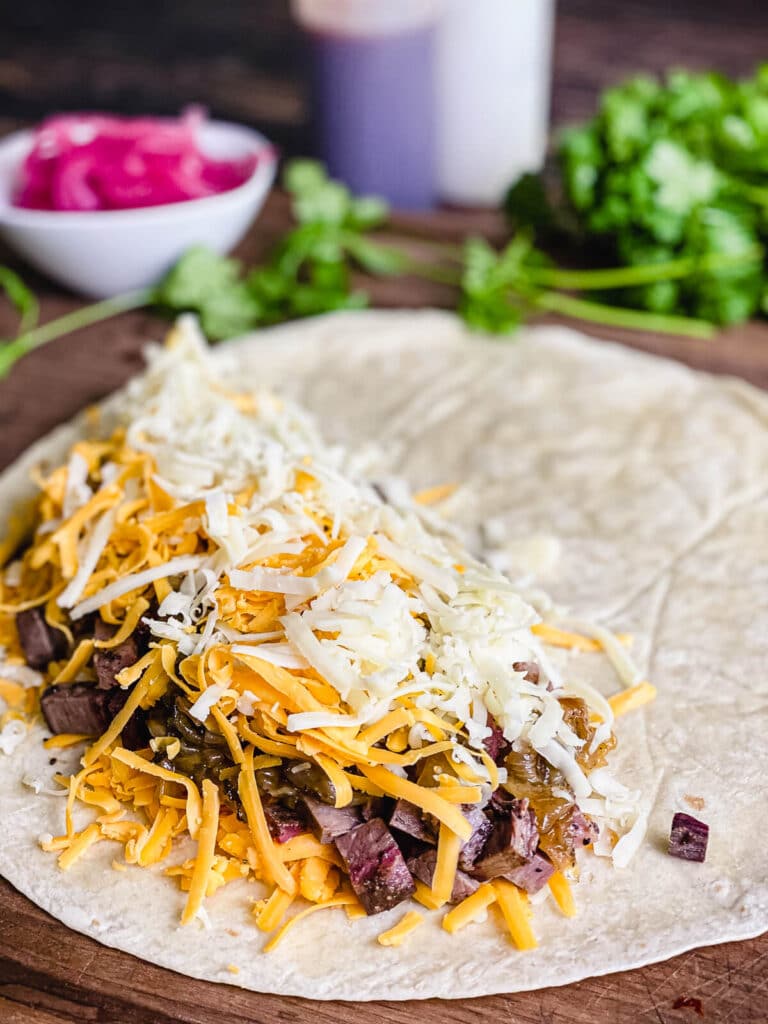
left=1, top=191, right=767, bottom=1021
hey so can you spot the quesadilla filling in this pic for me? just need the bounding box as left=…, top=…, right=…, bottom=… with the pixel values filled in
left=0, top=319, right=653, bottom=950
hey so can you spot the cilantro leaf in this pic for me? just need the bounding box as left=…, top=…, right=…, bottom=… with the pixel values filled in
left=282, top=159, right=328, bottom=195
left=458, top=237, right=527, bottom=335
left=153, top=247, right=262, bottom=339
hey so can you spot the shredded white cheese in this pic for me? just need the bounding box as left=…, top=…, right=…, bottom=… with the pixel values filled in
left=187, top=683, right=229, bottom=723
left=69, top=555, right=206, bottom=620
left=57, top=507, right=117, bottom=608
left=79, top=316, right=647, bottom=858
left=0, top=719, right=27, bottom=755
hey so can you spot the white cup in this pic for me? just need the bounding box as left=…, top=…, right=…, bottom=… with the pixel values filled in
left=435, top=0, right=555, bottom=205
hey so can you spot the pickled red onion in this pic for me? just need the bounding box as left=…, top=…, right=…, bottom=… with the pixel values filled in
left=14, top=108, right=262, bottom=212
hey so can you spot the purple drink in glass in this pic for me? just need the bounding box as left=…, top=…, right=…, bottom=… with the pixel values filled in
left=294, top=0, right=439, bottom=210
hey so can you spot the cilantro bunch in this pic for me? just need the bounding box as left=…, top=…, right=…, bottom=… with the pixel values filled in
left=507, top=65, right=768, bottom=325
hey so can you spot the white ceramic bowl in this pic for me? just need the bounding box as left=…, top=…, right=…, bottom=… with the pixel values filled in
left=0, top=120, right=276, bottom=298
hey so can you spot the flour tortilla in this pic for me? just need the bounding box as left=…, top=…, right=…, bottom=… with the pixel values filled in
left=1, top=310, right=766, bottom=1000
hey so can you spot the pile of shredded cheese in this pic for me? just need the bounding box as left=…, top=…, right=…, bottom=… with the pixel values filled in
left=0, top=317, right=656, bottom=950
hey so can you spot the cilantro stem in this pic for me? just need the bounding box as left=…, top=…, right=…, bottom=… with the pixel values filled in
left=400, top=252, right=728, bottom=338
left=0, top=288, right=151, bottom=378
left=378, top=252, right=724, bottom=339
left=737, top=183, right=768, bottom=207
left=533, top=290, right=715, bottom=339
left=525, top=247, right=764, bottom=291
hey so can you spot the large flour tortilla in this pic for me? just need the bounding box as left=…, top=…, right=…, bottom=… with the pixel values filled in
left=1, top=310, right=766, bottom=1000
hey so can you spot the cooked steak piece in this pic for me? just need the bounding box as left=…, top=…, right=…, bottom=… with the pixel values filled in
left=359, top=796, right=385, bottom=821
left=118, top=700, right=148, bottom=750
left=303, top=795, right=362, bottom=844
left=16, top=607, right=68, bottom=670
left=40, top=682, right=145, bottom=747
left=93, top=617, right=140, bottom=690
left=389, top=798, right=436, bottom=844
left=407, top=847, right=480, bottom=903
left=41, top=683, right=115, bottom=735
left=503, top=851, right=554, bottom=893
left=471, top=798, right=538, bottom=880
left=334, top=818, right=415, bottom=914
left=489, top=788, right=519, bottom=816
left=458, top=804, right=493, bottom=871
left=263, top=800, right=307, bottom=843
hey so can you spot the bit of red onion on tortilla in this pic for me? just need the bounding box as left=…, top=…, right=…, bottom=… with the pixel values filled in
left=669, top=812, right=709, bottom=863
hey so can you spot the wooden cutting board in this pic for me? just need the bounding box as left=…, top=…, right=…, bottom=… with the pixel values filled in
left=0, top=193, right=766, bottom=1023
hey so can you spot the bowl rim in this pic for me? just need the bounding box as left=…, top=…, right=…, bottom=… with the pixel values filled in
left=0, top=119, right=277, bottom=229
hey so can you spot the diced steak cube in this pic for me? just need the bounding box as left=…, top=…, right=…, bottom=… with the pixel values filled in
left=303, top=795, right=362, bottom=844
left=471, top=798, right=538, bottom=881
left=16, top=607, right=68, bottom=670
left=334, top=818, right=415, bottom=915
left=41, top=683, right=115, bottom=735
left=93, top=618, right=140, bottom=690
left=40, top=682, right=145, bottom=747
left=458, top=804, right=493, bottom=871
left=503, top=851, right=554, bottom=894
left=263, top=800, right=307, bottom=844
left=407, top=848, right=480, bottom=904
left=389, top=799, right=436, bottom=844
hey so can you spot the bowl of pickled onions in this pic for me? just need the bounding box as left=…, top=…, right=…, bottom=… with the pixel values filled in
left=0, top=109, right=276, bottom=297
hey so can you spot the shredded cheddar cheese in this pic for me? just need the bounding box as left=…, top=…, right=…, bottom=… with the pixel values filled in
left=548, top=871, right=577, bottom=918
left=442, top=883, right=497, bottom=933
left=255, top=882, right=297, bottom=932
left=608, top=681, right=657, bottom=717
left=58, top=822, right=102, bottom=870
left=94, top=597, right=150, bottom=649
left=110, top=748, right=202, bottom=837
left=359, top=766, right=472, bottom=841
left=263, top=895, right=357, bottom=953
left=49, top=639, right=95, bottom=685
left=412, top=483, right=458, bottom=506
left=43, top=733, right=88, bottom=749
left=531, top=623, right=633, bottom=653
left=344, top=900, right=367, bottom=921
left=0, top=318, right=651, bottom=954
left=432, top=823, right=462, bottom=906
left=182, top=779, right=220, bottom=925
left=377, top=910, right=424, bottom=946
left=493, top=880, right=538, bottom=950
left=239, top=747, right=296, bottom=894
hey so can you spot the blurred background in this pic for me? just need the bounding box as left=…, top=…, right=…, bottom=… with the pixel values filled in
left=2, top=0, right=765, bottom=166
left=2, top=1, right=768, bottom=459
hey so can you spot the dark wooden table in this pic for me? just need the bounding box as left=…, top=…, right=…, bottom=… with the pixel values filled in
left=1, top=192, right=767, bottom=1022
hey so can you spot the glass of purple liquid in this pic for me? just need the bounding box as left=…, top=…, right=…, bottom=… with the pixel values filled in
left=292, top=0, right=440, bottom=210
